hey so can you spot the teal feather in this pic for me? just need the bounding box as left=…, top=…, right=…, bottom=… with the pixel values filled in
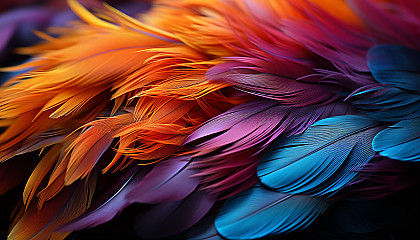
left=215, top=184, right=329, bottom=239
left=373, top=118, right=420, bottom=162
left=258, top=115, right=384, bottom=196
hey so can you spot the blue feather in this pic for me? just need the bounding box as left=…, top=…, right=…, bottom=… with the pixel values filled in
left=258, top=115, right=384, bottom=196
left=373, top=118, right=420, bottom=162
left=215, top=184, right=329, bottom=239
left=351, top=87, right=420, bottom=122
left=367, top=44, right=420, bottom=94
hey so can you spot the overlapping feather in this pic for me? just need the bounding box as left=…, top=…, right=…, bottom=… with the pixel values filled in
left=0, top=0, right=419, bottom=239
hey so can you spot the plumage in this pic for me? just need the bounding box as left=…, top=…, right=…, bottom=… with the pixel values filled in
left=367, top=44, right=420, bottom=94
left=57, top=165, right=149, bottom=231
left=0, top=0, right=419, bottom=239
left=9, top=174, right=96, bottom=240
left=258, top=115, right=384, bottom=196
left=185, top=100, right=355, bottom=197
left=350, top=86, right=420, bottom=122
left=209, top=72, right=338, bottom=106
left=125, top=155, right=200, bottom=203
left=373, top=118, right=420, bottom=162
left=215, top=184, right=330, bottom=239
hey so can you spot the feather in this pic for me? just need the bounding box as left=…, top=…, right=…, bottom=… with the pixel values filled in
left=8, top=173, right=96, bottom=240
left=367, top=44, right=420, bottom=94
left=125, top=155, right=200, bottom=204
left=348, top=0, right=420, bottom=50
left=282, top=0, right=372, bottom=73
left=210, top=73, right=338, bottom=106
left=343, top=157, right=419, bottom=199
left=186, top=99, right=355, bottom=152
left=16, top=131, right=65, bottom=156
left=215, top=184, right=329, bottom=239
left=185, top=99, right=355, bottom=196
left=373, top=118, right=420, bottom=162
left=65, top=113, right=134, bottom=185
left=134, top=190, right=215, bottom=239
left=23, top=145, right=61, bottom=207
left=57, top=165, right=149, bottom=232
left=350, top=86, right=420, bottom=122
left=258, top=115, right=384, bottom=196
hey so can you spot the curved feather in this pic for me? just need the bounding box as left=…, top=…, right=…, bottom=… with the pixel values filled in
left=350, top=86, right=420, bottom=122
left=185, top=99, right=355, bottom=196
left=125, top=155, right=201, bottom=203
left=9, top=174, right=96, bottom=240
left=367, top=44, right=420, bottom=94
left=215, top=184, right=329, bottom=239
left=258, top=115, right=384, bottom=196
left=57, top=165, right=149, bottom=232
left=216, top=73, right=338, bottom=106
left=65, top=113, right=134, bottom=185
left=373, top=118, right=420, bottom=162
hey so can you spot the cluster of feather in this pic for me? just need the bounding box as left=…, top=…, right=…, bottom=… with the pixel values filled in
left=0, top=0, right=419, bottom=239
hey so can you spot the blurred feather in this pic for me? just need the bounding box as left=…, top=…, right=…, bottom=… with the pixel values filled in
left=350, top=86, right=420, bottom=122
left=185, top=216, right=224, bottom=240
left=135, top=190, right=215, bottom=239
left=8, top=173, right=96, bottom=240
left=367, top=44, right=420, bottom=94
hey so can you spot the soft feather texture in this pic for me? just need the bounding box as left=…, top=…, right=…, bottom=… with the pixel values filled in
left=215, top=184, right=329, bottom=239
left=9, top=174, right=96, bottom=240
left=350, top=86, right=420, bottom=122
left=0, top=0, right=419, bottom=239
left=258, top=115, right=384, bottom=196
left=185, top=100, right=356, bottom=197
left=373, top=118, right=420, bottom=162
left=125, top=155, right=200, bottom=203
left=57, top=165, right=148, bottom=232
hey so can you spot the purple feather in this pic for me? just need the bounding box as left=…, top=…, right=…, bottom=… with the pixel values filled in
left=185, top=99, right=356, bottom=197
left=209, top=72, right=338, bottom=106
left=57, top=166, right=150, bottom=231
left=125, top=155, right=201, bottom=204
left=186, top=99, right=356, bottom=153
